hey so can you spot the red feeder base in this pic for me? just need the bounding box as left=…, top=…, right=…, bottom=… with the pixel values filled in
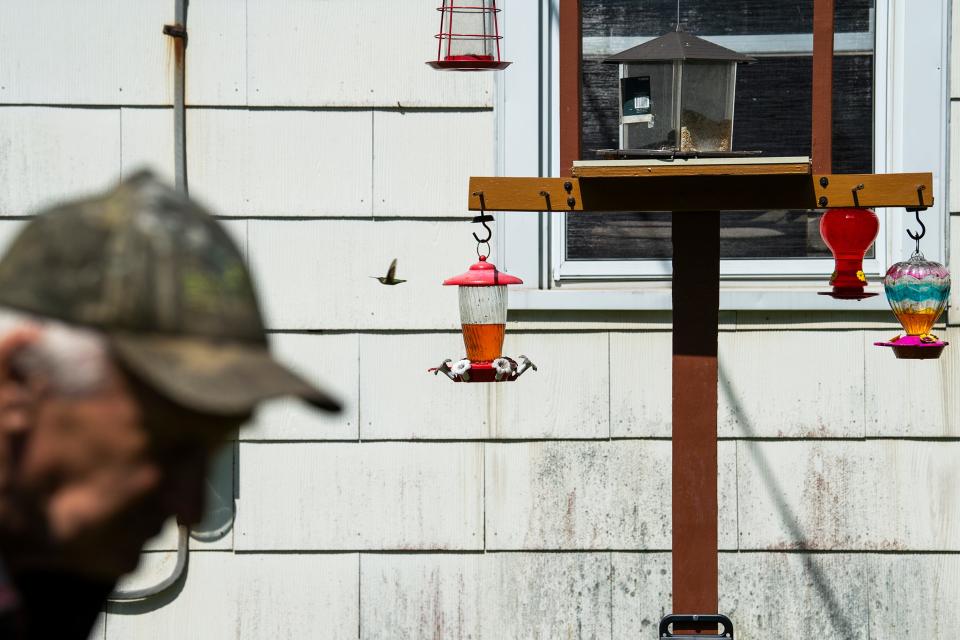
left=426, top=60, right=512, bottom=71
left=429, top=356, right=536, bottom=383
left=449, top=362, right=513, bottom=383
left=874, top=335, right=949, bottom=360
left=817, top=288, right=879, bottom=301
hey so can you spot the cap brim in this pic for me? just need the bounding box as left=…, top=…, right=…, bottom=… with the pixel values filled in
left=110, top=333, right=342, bottom=416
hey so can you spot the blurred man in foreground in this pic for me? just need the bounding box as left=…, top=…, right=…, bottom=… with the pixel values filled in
left=0, top=173, right=340, bottom=638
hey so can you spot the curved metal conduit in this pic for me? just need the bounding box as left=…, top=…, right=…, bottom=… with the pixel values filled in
left=108, top=0, right=191, bottom=602
left=108, top=525, right=189, bottom=602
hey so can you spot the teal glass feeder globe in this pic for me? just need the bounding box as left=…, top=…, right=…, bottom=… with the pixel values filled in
left=875, top=252, right=951, bottom=359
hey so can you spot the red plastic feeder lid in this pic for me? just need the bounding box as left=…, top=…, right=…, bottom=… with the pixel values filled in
left=443, top=256, right=523, bottom=286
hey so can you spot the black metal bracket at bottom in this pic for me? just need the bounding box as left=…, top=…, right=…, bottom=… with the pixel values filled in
left=659, top=614, right=733, bottom=638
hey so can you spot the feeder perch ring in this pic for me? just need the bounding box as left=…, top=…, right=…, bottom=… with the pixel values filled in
left=429, top=356, right=536, bottom=383
left=874, top=335, right=949, bottom=360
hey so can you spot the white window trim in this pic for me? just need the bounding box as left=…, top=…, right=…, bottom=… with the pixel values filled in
left=495, top=0, right=949, bottom=311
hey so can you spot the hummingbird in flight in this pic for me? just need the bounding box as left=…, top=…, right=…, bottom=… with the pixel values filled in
left=372, top=258, right=406, bottom=285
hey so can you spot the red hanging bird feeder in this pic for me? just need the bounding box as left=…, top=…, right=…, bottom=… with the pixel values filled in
left=430, top=255, right=536, bottom=382
left=427, top=1, right=511, bottom=71
left=818, top=207, right=880, bottom=300
left=430, top=212, right=535, bottom=383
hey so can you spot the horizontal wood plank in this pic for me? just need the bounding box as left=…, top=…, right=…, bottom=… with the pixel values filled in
left=572, top=160, right=812, bottom=178
left=468, top=173, right=935, bottom=212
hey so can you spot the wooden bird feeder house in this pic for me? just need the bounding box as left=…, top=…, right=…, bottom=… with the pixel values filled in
left=601, top=31, right=754, bottom=158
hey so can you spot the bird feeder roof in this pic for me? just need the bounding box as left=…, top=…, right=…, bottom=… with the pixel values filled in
left=603, top=30, right=755, bottom=64
left=443, top=256, right=523, bottom=287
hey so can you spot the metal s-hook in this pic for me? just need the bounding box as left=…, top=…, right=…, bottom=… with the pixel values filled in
left=472, top=216, right=493, bottom=244
left=907, top=209, right=926, bottom=255
left=471, top=191, right=494, bottom=258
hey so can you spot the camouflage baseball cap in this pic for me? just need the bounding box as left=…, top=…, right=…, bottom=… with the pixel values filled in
left=0, top=171, right=340, bottom=415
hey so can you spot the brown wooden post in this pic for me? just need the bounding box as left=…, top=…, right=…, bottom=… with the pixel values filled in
left=671, top=213, right=720, bottom=620
left=812, top=0, right=834, bottom=173
left=559, top=0, right=581, bottom=176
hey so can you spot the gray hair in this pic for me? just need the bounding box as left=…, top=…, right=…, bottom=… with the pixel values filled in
left=0, top=309, right=111, bottom=396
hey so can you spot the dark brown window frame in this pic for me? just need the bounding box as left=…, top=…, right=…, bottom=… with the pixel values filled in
left=557, top=0, right=836, bottom=175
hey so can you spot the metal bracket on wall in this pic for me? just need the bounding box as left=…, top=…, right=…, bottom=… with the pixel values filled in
left=162, top=23, right=187, bottom=41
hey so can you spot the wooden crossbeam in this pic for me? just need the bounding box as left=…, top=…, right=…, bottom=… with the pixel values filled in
left=468, top=172, right=933, bottom=213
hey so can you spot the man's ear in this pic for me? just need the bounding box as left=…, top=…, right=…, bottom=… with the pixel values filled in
left=0, top=327, right=42, bottom=435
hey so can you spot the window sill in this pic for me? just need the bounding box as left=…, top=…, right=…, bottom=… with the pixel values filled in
left=510, top=285, right=893, bottom=311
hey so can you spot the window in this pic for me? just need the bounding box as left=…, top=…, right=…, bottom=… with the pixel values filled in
left=495, top=0, right=948, bottom=310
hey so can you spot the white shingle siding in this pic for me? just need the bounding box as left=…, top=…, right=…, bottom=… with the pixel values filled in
left=738, top=440, right=960, bottom=551
left=360, top=553, right=612, bottom=639
left=236, top=442, right=484, bottom=551
left=360, top=332, right=609, bottom=440
left=245, top=0, right=492, bottom=108
left=190, top=109, right=375, bottom=217
left=0, top=107, right=121, bottom=215
left=249, top=333, right=360, bottom=441
left=0, top=1, right=172, bottom=105
left=105, top=553, right=360, bottom=639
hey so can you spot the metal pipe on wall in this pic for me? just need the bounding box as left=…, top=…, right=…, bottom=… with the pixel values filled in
left=169, top=0, right=188, bottom=193
left=108, top=0, right=190, bottom=603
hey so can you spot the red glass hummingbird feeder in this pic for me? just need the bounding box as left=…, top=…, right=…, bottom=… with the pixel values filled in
left=427, top=1, right=511, bottom=71
left=430, top=213, right=535, bottom=382
left=818, top=207, right=880, bottom=300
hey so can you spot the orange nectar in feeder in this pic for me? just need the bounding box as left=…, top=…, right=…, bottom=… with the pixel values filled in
left=895, top=309, right=938, bottom=336
left=457, top=284, right=507, bottom=362
left=443, top=256, right=523, bottom=363
left=462, top=323, right=506, bottom=362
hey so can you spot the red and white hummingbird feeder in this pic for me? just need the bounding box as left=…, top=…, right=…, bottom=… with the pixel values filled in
left=427, top=1, right=511, bottom=71
left=430, top=215, right=535, bottom=382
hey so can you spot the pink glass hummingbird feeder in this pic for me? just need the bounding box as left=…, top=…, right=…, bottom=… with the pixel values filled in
left=430, top=211, right=535, bottom=382
left=875, top=209, right=951, bottom=359
left=427, top=0, right=511, bottom=71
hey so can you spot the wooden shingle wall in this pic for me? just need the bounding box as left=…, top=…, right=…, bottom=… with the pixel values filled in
left=1, top=1, right=959, bottom=638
